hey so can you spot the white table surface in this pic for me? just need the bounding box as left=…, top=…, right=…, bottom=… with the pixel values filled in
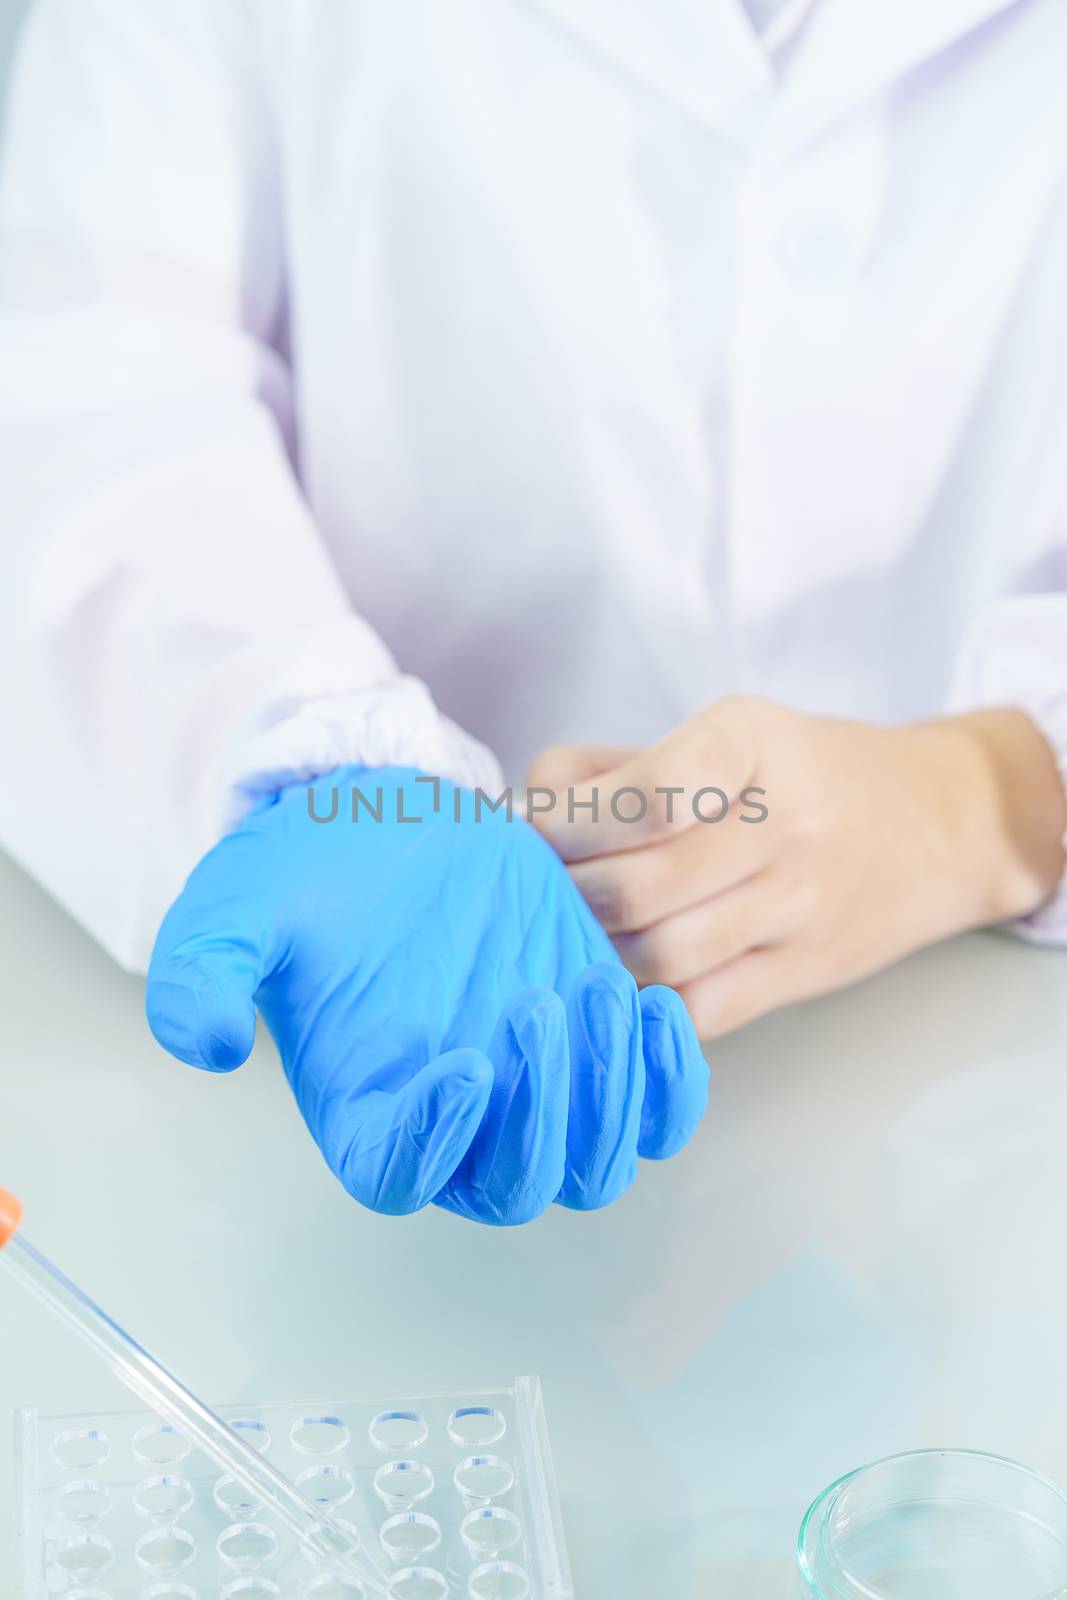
left=2, top=843, right=1066, bottom=1598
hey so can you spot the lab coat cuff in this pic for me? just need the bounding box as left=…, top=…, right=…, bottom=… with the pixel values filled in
left=1009, top=693, right=1067, bottom=945
left=216, top=675, right=506, bottom=834
left=947, top=597, right=1067, bottom=945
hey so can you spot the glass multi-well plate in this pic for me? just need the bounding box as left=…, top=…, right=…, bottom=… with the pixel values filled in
left=16, top=1376, right=572, bottom=1600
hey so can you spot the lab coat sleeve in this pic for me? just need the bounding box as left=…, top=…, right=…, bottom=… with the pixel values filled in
left=0, top=0, right=503, bottom=972
left=948, top=596, right=1067, bottom=944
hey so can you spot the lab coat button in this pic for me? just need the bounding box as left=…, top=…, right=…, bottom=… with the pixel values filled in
left=777, top=213, right=857, bottom=288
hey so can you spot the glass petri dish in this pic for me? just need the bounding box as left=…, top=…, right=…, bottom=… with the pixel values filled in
left=797, top=1449, right=1067, bottom=1600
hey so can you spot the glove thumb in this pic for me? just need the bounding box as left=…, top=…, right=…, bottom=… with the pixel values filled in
left=146, top=842, right=275, bottom=1073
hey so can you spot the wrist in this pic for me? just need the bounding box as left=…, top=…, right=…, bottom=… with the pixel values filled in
left=911, top=709, right=1067, bottom=926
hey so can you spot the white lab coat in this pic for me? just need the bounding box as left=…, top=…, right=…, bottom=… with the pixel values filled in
left=1, top=0, right=1066, bottom=969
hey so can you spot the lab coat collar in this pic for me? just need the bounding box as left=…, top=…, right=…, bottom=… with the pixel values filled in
left=775, top=0, right=1030, bottom=153
left=519, top=0, right=775, bottom=136
left=520, top=0, right=1029, bottom=148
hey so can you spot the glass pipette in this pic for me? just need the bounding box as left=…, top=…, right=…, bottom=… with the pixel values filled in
left=0, top=1185, right=390, bottom=1594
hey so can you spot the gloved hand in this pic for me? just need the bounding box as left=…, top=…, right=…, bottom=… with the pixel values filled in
left=146, top=767, right=709, bottom=1224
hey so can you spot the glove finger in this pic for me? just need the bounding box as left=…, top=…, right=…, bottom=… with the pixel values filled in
left=334, top=1048, right=494, bottom=1216
left=146, top=834, right=279, bottom=1073
left=637, top=985, right=711, bottom=1160
left=438, top=989, right=569, bottom=1226
left=557, top=961, right=644, bottom=1211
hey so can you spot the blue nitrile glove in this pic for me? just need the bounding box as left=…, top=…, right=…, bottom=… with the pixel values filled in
left=146, top=767, right=709, bottom=1224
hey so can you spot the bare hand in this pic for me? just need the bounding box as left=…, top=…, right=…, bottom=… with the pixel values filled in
left=528, top=697, right=1066, bottom=1037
